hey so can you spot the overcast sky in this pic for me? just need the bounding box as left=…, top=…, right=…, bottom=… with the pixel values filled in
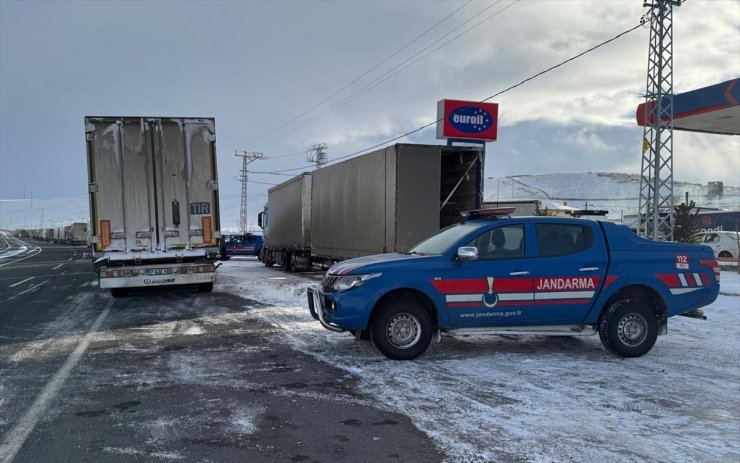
left=1, top=0, right=738, bottom=227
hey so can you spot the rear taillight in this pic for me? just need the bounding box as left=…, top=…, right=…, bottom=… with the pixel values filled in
left=699, top=259, right=720, bottom=283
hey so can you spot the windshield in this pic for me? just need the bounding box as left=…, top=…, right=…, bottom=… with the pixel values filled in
left=408, top=222, right=483, bottom=255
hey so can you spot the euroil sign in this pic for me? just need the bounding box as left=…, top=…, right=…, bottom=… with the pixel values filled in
left=436, top=99, right=498, bottom=142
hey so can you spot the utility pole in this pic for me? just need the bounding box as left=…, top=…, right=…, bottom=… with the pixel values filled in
left=306, top=143, right=328, bottom=170
left=235, top=150, right=265, bottom=234
left=637, top=0, right=682, bottom=241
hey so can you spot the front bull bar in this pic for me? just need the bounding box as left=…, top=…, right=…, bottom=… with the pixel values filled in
left=307, top=285, right=345, bottom=333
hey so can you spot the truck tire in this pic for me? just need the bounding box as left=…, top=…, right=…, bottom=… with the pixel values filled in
left=370, top=298, right=433, bottom=360
left=111, top=288, right=128, bottom=298
left=599, top=298, right=658, bottom=358
left=282, top=252, right=294, bottom=272
left=197, top=282, right=213, bottom=293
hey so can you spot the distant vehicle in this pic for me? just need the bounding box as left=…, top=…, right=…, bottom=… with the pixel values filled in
left=259, top=143, right=484, bottom=271
left=700, top=230, right=739, bottom=259
left=221, top=233, right=263, bottom=259
left=308, top=210, right=720, bottom=360
left=67, top=222, right=89, bottom=245
left=85, top=116, right=222, bottom=296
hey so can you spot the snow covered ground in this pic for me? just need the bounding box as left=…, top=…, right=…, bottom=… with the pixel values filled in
left=218, top=260, right=740, bottom=463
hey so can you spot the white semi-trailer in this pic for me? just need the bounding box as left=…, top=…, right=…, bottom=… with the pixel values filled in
left=85, top=117, right=222, bottom=296
left=67, top=222, right=89, bottom=245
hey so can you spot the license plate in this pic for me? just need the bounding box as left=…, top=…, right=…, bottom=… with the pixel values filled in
left=145, top=268, right=173, bottom=276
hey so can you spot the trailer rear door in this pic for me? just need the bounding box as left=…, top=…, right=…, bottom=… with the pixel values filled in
left=85, top=117, right=219, bottom=253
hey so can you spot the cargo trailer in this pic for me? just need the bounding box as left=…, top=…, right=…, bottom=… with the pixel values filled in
left=67, top=222, right=89, bottom=245
left=85, top=116, right=222, bottom=296
left=259, top=143, right=484, bottom=270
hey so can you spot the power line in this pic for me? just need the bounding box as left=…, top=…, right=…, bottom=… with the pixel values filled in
left=250, top=171, right=300, bottom=176
left=247, top=180, right=279, bottom=186
left=250, top=0, right=518, bottom=151
left=267, top=150, right=308, bottom=160
left=323, top=20, right=646, bottom=168
left=235, top=19, right=646, bottom=181
left=242, top=0, right=474, bottom=149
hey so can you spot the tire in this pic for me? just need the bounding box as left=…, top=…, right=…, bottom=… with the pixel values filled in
left=282, top=252, right=293, bottom=272
left=718, top=251, right=732, bottom=258
left=291, top=254, right=301, bottom=272
left=197, top=282, right=213, bottom=293
left=111, top=288, right=128, bottom=298
left=599, top=298, right=658, bottom=358
left=351, top=329, right=371, bottom=341
left=370, top=298, right=434, bottom=360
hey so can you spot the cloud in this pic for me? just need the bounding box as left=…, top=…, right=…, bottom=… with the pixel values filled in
left=0, top=0, right=737, bottom=229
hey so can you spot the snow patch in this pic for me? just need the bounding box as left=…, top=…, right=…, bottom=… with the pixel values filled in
left=219, top=261, right=740, bottom=463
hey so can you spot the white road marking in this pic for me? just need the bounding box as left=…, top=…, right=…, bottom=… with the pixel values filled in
left=51, top=264, right=64, bottom=270
left=8, top=277, right=34, bottom=288
left=0, top=280, right=50, bottom=305
left=0, top=245, right=41, bottom=268
left=0, top=299, right=113, bottom=463
left=13, top=280, right=49, bottom=298
left=67, top=257, right=73, bottom=261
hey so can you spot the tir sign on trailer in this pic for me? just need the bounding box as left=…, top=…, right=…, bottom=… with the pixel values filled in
left=436, top=99, right=499, bottom=142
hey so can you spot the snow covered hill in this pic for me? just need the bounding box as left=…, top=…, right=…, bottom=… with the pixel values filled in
left=486, top=172, right=740, bottom=219
left=2, top=173, right=738, bottom=230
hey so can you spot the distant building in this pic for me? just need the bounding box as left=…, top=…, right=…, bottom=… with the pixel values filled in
left=483, top=200, right=540, bottom=216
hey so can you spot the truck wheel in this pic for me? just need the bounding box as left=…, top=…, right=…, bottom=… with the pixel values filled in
left=282, top=252, right=294, bottom=272
left=197, top=282, right=213, bottom=293
left=111, top=288, right=128, bottom=298
left=599, top=298, right=658, bottom=358
left=718, top=251, right=732, bottom=258
left=370, top=298, right=433, bottom=360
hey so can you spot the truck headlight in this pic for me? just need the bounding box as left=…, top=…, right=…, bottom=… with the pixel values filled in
left=332, top=273, right=382, bottom=292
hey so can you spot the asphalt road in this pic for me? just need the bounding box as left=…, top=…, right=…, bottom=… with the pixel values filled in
left=0, top=239, right=442, bottom=463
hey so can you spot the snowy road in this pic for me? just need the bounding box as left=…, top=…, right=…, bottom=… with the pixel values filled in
left=219, top=260, right=740, bottom=463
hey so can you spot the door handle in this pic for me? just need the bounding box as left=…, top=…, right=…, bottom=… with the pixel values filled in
left=509, top=271, right=530, bottom=276
left=579, top=267, right=599, bottom=272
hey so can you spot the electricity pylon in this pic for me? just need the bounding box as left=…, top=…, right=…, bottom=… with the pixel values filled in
left=235, top=150, right=265, bottom=234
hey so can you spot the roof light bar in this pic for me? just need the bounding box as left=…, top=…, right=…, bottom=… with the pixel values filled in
left=460, top=207, right=516, bottom=219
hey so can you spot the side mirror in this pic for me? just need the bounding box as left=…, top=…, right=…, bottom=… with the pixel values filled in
left=457, top=246, right=478, bottom=261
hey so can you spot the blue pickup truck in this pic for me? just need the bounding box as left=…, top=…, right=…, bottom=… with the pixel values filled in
left=308, top=211, right=720, bottom=360
left=220, top=233, right=264, bottom=260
